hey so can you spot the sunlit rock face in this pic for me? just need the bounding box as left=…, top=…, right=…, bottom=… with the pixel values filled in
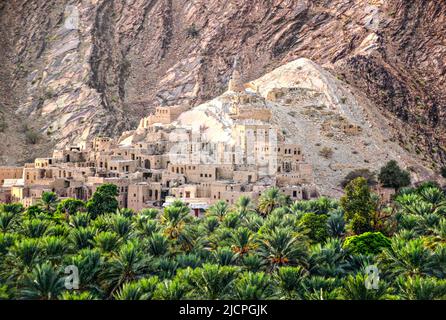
left=0, top=0, right=445, bottom=168
left=119, top=58, right=439, bottom=197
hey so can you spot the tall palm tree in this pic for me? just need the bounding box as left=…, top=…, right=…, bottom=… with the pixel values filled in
left=161, top=205, right=190, bottom=239
left=20, top=263, right=65, bottom=300
left=66, top=248, right=103, bottom=294
left=206, top=200, right=230, bottom=221
left=38, top=192, right=59, bottom=213
left=396, top=275, right=446, bottom=300
left=379, top=238, right=437, bottom=278
left=212, top=247, right=238, bottom=266
left=187, top=264, right=238, bottom=299
left=234, top=272, right=273, bottom=300
left=93, top=231, right=121, bottom=253
left=258, top=227, right=308, bottom=270
left=40, top=235, right=69, bottom=263
left=0, top=211, right=17, bottom=233
left=234, top=196, right=256, bottom=217
left=274, top=266, right=307, bottom=299
left=308, top=238, right=350, bottom=277
left=258, top=187, right=286, bottom=216
left=339, top=273, right=394, bottom=300
left=69, top=226, right=97, bottom=250
left=113, top=277, right=159, bottom=300
left=301, top=276, right=341, bottom=300
left=146, top=233, right=169, bottom=256
left=109, top=214, right=133, bottom=239
left=153, top=278, right=189, bottom=300
left=101, top=242, right=150, bottom=297
left=418, top=187, right=446, bottom=210
left=230, top=227, right=256, bottom=255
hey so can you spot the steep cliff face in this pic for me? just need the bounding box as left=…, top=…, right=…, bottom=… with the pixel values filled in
left=0, top=0, right=444, bottom=170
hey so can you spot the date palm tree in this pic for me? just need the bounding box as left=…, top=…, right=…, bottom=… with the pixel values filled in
left=424, top=218, right=446, bottom=248
left=187, top=264, right=238, bottom=299
left=301, top=276, right=341, bottom=300
left=59, top=291, right=96, bottom=300
left=20, top=263, right=65, bottom=300
left=101, top=241, right=151, bottom=297
left=69, top=226, right=96, bottom=250
left=234, top=196, right=256, bottom=217
left=258, top=227, right=308, bottom=270
left=396, top=275, right=446, bottom=300
left=308, top=238, right=351, bottom=277
left=176, top=253, right=202, bottom=269
left=38, top=192, right=59, bottom=213
left=418, top=187, right=446, bottom=211
left=0, top=211, right=17, bottom=233
left=65, top=248, right=103, bottom=295
left=93, top=231, right=121, bottom=253
left=113, top=277, right=159, bottom=300
left=22, top=219, right=50, bottom=238
left=234, top=271, right=273, bottom=300
left=206, top=200, right=230, bottom=222
left=339, top=273, right=394, bottom=300
left=379, top=238, right=438, bottom=278
left=258, top=187, right=286, bottom=216
left=202, top=215, right=220, bottom=234
left=6, top=238, right=41, bottom=281
left=153, top=278, right=189, bottom=300
left=161, top=204, right=190, bottom=239
left=146, top=233, right=169, bottom=256
left=212, top=247, right=238, bottom=266
left=241, top=254, right=264, bottom=272
left=326, top=210, right=345, bottom=238
left=69, top=212, right=90, bottom=228
left=242, top=213, right=264, bottom=233
left=40, top=235, right=69, bottom=263
left=230, top=227, right=256, bottom=255
left=274, top=266, right=307, bottom=299
left=286, top=201, right=306, bottom=218
left=109, top=214, right=133, bottom=239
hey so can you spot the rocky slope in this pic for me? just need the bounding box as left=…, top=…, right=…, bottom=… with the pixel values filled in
left=0, top=0, right=445, bottom=173
left=119, top=58, right=439, bottom=196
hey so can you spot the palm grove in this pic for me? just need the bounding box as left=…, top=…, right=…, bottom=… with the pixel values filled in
left=0, top=161, right=445, bottom=300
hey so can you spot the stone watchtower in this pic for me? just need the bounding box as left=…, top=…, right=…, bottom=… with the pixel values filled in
left=228, top=57, right=245, bottom=93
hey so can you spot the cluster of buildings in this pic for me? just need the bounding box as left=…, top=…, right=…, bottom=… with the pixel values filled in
left=0, top=60, right=318, bottom=215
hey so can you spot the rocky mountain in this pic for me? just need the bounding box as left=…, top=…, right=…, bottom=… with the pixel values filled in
left=0, top=0, right=445, bottom=177
left=118, top=58, right=439, bottom=196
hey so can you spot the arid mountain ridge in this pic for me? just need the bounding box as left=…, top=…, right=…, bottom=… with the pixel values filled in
left=0, top=0, right=445, bottom=178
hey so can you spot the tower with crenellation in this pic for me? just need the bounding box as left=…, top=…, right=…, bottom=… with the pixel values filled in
left=228, top=56, right=245, bottom=93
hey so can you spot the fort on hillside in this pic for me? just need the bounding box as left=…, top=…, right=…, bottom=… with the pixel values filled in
left=0, top=60, right=318, bottom=215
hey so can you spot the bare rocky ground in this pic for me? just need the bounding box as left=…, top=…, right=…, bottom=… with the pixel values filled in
left=252, top=58, right=438, bottom=196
